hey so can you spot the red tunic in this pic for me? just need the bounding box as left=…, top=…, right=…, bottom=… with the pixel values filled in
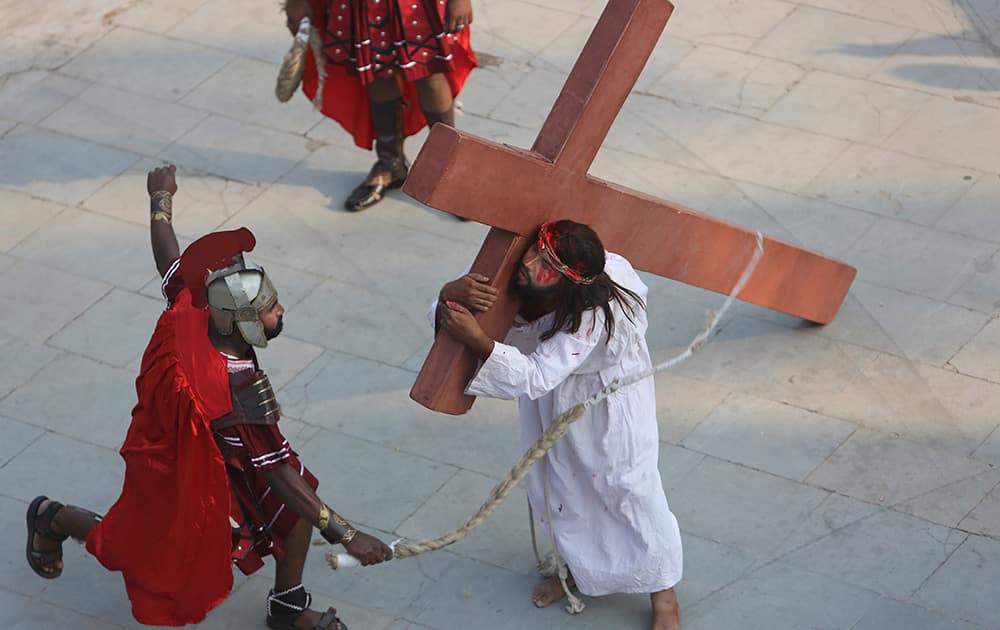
left=213, top=361, right=319, bottom=575
left=302, top=0, right=478, bottom=149
left=161, top=260, right=319, bottom=576
left=85, top=260, right=315, bottom=626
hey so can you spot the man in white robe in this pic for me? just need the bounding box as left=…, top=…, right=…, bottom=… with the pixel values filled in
left=436, top=220, right=683, bottom=630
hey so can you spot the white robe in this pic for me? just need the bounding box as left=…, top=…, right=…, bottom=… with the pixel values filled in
left=464, top=253, right=683, bottom=596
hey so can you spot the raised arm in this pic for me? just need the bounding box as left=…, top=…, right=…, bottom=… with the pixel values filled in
left=147, top=165, right=180, bottom=278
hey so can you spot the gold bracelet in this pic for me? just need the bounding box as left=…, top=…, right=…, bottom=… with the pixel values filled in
left=340, top=527, right=357, bottom=544
left=151, top=211, right=172, bottom=224
left=150, top=190, right=173, bottom=214
left=318, top=504, right=330, bottom=531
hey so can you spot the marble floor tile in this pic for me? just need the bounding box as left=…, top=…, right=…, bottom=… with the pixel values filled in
left=937, top=174, right=1000, bottom=242
left=844, top=217, right=996, bottom=301
left=914, top=535, right=1000, bottom=628
left=765, top=71, right=930, bottom=143
left=295, top=428, right=459, bottom=532
left=683, top=561, right=879, bottom=630
left=782, top=509, right=965, bottom=599
left=11, top=207, right=158, bottom=291
left=806, top=429, right=990, bottom=505
left=885, top=96, right=1000, bottom=173
left=61, top=27, right=232, bottom=101
left=949, top=317, right=1000, bottom=383
left=0, top=188, right=67, bottom=252
left=167, top=0, right=292, bottom=64
left=682, top=393, right=856, bottom=481
left=0, top=126, right=139, bottom=206
left=0, top=70, right=88, bottom=125
left=180, top=57, right=321, bottom=135
left=0, top=354, right=135, bottom=450
left=0, top=260, right=110, bottom=343
left=160, top=115, right=313, bottom=184
left=41, top=83, right=208, bottom=156
left=46, top=288, right=164, bottom=367
left=651, top=45, right=805, bottom=117
left=751, top=6, right=914, bottom=78
left=801, top=144, right=979, bottom=226
left=669, top=0, right=796, bottom=51
left=667, top=455, right=829, bottom=557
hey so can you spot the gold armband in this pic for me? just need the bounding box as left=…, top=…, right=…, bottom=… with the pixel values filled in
left=151, top=190, right=173, bottom=210
left=340, top=527, right=357, bottom=544
left=318, top=504, right=331, bottom=530
left=150, top=190, right=173, bottom=224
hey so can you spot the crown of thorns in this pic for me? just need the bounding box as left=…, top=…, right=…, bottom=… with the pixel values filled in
left=537, top=222, right=598, bottom=285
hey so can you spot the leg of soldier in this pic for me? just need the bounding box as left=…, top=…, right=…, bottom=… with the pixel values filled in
left=415, top=72, right=454, bottom=128
left=345, top=77, right=408, bottom=212
left=26, top=497, right=101, bottom=578
left=415, top=72, right=463, bottom=219
left=269, top=517, right=345, bottom=630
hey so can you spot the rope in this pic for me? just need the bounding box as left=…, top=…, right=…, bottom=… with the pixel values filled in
left=542, top=458, right=586, bottom=614
left=326, top=232, right=765, bottom=573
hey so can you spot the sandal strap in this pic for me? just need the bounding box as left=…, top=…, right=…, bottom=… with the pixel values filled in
left=34, top=499, right=68, bottom=543
left=65, top=505, right=103, bottom=523
left=267, top=585, right=311, bottom=621
left=30, top=548, right=63, bottom=565
left=313, top=607, right=343, bottom=630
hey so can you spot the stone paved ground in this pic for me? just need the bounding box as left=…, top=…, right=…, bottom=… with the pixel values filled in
left=1, top=0, right=999, bottom=628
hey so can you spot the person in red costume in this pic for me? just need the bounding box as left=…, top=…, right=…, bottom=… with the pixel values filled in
left=285, top=0, right=477, bottom=212
left=24, top=165, right=391, bottom=630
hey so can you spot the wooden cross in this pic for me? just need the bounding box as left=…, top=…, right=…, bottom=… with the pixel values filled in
left=403, top=0, right=857, bottom=415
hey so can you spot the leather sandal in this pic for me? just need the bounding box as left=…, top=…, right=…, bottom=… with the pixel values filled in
left=344, top=160, right=408, bottom=212
left=266, top=585, right=349, bottom=630
left=26, top=495, right=68, bottom=579
left=345, top=98, right=408, bottom=212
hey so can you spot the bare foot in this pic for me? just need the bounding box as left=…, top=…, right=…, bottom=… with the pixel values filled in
left=651, top=588, right=680, bottom=630
left=651, top=610, right=680, bottom=630
left=532, top=573, right=576, bottom=608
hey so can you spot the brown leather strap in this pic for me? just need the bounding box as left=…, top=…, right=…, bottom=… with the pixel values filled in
left=211, top=370, right=281, bottom=430
left=34, top=499, right=68, bottom=543
left=235, top=372, right=280, bottom=423
left=313, top=608, right=343, bottom=630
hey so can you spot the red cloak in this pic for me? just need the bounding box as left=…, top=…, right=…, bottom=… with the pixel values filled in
left=302, top=0, right=478, bottom=150
left=86, top=289, right=234, bottom=626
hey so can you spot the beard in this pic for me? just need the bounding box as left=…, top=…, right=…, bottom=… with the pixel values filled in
left=511, top=264, right=561, bottom=301
left=264, top=315, right=284, bottom=340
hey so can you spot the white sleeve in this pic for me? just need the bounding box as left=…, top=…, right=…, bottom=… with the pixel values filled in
left=466, top=310, right=605, bottom=400
left=427, top=297, right=440, bottom=330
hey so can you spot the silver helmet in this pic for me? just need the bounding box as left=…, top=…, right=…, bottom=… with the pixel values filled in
left=204, top=253, right=278, bottom=348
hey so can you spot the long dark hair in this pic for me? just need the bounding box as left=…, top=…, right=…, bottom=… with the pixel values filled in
left=538, top=220, right=645, bottom=343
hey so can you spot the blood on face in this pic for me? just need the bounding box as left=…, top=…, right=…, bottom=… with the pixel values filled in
left=519, top=244, right=563, bottom=288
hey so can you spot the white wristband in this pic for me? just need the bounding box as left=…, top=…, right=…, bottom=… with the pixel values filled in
left=295, top=16, right=312, bottom=43
left=328, top=539, right=400, bottom=570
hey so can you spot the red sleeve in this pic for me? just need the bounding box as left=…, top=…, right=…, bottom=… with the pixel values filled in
left=161, top=257, right=185, bottom=306
left=231, top=423, right=293, bottom=471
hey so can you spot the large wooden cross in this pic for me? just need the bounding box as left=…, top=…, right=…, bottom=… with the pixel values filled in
left=403, top=0, right=857, bottom=415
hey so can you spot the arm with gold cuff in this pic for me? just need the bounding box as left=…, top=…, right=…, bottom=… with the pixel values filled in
left=147, top=165, right=180, bottom=277
left=261, top=463, right=392, bottom=565
left=318, top=504, right=357, bottom=545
